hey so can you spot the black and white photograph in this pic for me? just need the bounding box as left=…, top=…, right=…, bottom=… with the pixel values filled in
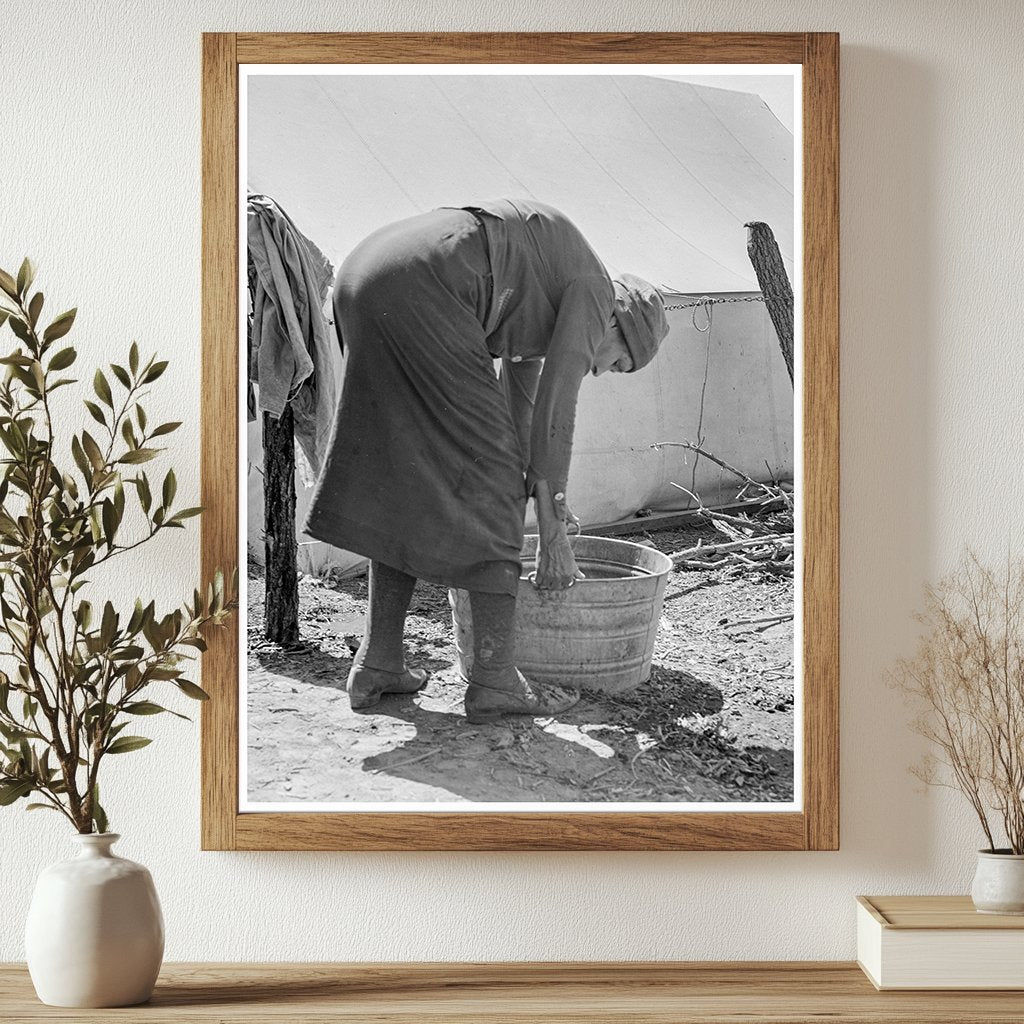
left=241, top=64, right=801, bottom=811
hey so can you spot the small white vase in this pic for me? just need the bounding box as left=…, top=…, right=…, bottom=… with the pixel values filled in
left=971, top=849, right=1024, bottom=914
left=25, top=833, right=164, bottom=1007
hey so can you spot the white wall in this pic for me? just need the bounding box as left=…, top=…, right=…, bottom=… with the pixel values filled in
left=0, top=0, right=1020, bottom=962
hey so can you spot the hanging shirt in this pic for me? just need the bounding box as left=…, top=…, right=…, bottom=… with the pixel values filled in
left=247, top=194, right=337, bottom=475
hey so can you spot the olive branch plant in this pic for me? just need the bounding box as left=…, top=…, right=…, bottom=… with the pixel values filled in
left=0, top=259, right=236, bottom=834
left=893, top=550, right=1024, bottom=854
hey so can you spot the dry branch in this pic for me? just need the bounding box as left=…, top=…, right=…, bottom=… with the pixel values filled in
left=669, top=535, right=794, bottom=564
left=659, top=451, right=794, bottom=576
left=670, top=483, right=776, bottom=537
left=892, top=552, right=1024, bottom=853
left=724, top=613, right=794, bottom=630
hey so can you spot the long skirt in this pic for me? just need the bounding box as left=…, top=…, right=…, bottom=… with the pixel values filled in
left=302, top=208, right=526, bottom=596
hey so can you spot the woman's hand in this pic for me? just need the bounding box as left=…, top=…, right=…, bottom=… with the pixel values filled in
left=560, top=497, right=582, bottom=536
left=535, top=527, right=584, bottom=590
left=532, top=480, right=585, bottom=590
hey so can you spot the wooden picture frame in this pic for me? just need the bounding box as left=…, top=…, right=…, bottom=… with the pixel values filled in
left=201, top=31, right=838, bottom=851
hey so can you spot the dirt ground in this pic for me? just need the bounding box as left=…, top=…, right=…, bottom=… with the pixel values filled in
left=245, top=520, right=794, bottom=805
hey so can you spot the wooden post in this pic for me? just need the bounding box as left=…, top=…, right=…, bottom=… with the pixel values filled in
left=745, top=221, right=794, bottom=385
left=263, top=406, right=299, bottom=643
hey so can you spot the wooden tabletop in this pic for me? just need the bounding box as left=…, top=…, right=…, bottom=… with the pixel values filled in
left=3, top=962, right=1024, bottom=1022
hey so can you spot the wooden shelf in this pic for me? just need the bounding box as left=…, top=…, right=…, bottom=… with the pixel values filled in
left=3, top=962, right=1024, bottom=1022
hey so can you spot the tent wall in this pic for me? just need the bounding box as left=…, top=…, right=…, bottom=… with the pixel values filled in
left=246, top=293, right=793, bottom=576
left=246, top=73, right=795, bottom=294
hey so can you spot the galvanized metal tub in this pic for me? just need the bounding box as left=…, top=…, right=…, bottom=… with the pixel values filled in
left=449, top=534, right=672, bottom=694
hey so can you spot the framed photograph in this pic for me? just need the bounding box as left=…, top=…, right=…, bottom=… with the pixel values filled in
left=201, top=32, right=838, bottom=851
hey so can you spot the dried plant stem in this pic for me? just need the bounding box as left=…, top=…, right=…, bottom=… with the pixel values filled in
left=893, top=551, right=1024, bottom=854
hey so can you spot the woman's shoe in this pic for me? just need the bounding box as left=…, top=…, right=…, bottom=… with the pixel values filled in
left=347, top=664, right=429, bottom=710
left=464, top=675, right=580, bottom=725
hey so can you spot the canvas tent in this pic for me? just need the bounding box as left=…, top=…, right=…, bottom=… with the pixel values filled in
left=246, top=73, right=796, bottom=575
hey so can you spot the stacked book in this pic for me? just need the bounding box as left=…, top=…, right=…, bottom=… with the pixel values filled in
left=857, top=895, right=1024, bottom=990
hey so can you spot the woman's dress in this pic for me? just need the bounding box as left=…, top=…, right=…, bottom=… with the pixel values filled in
left=303, top=199, right=614, bottom=595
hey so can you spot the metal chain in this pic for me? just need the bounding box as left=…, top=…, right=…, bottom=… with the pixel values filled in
left=663, top=294, right=766, bottom=311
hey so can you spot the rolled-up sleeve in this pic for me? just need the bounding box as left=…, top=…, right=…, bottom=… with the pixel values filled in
left=525, top=275, right=614, bottom=497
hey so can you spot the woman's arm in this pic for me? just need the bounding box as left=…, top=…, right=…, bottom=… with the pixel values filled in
left=524, top=275, right=612, bottom=588
left=532, top=479, right=584, bottom=590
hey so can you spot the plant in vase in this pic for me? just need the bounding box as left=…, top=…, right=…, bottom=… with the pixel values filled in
left=0, top=259, right=236, bottom=1006
left=893, top=550, right=1024, bottom=914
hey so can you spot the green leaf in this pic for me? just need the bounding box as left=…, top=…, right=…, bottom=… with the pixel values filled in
left=162, top=468, right=176, bottom=509
left=113, top=476, right=125, bottom=521
left=124, top=700, right=170, bottom=716
left=121, top=418, right=137, bottom=450
left=118, top=448, right=158, bottom=465
left=136, top=404, right=147, bottom=432
left=81, top=431, right=104, bottom=472
left=100, top=601, right=117, bottom=647
left=169, top=506, right=202, bottom=523
left=147, top=666, right=180, bottom=680
left=0, top=722, right=27, bottom=743
left=43, top=308, right=76, bottom=344
left=136, top=473, right=152, bottom=513
left=175, top=679, right=210, bottom=701
left=71, top=435, right=92, bottom=484
left=83, top=400, right=106, bottom=427
left=26, top=802, right=60, bottom=813
left=110, top=363, right=131, bottom=389
left=129, top=342, right=139, bottom=376
left=126, top=598, right=146, bottom=635
left=105, top=735, right=152, bottom=755
left=0, top=779, right=33, bottom=805
left=27, top=292, right=43, bottom=328
left=93, top=369, right=113, bottom=408
left=48, top=346, right=76, bottom=372
left=76, top=599, right=92, bottom=630
left=0, top=269, right=18, bottom=300
left=16, top=258, right=35, bottom=298
left=88, top=508, right=102, bottom=546
left=106, top=722, right=128, bottom=744
left=142, top=360, right=168, bottom=383
left=110, top=645, right=144, bottom=662
left=101, top=498, right=116, bottom=547
left=92, top=785, right=108, bottom=834
left=150, top=421, right=181, bottom=438
left=9, top=317, right=31, bottom=345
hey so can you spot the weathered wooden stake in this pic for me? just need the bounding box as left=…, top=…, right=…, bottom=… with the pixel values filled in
left=263, top=405, right=299, bottom=643
left=745, top=221, right=794, bottom=385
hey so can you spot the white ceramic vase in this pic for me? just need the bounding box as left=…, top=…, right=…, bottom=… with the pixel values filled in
left=971, top=849, right=1024, bottom=914
left=25, top=833, right=164, bottom=1007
